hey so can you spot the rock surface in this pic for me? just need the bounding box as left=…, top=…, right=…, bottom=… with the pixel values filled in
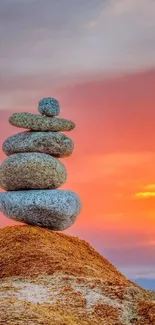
left=3, top=131, right=74, bottom=157
left=38, top=97, right=60, bottom=116
left=0, top=190, right=81, bottom=230
left=0, top=226, right=155, bottom=325
left=9, top=112, right=75, bottom=131
left=0, top=153, right=67, bottom=191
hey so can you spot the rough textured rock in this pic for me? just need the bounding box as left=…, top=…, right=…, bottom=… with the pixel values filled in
left=3, top=131, right=74, bottom=157
left=38, top=97, right=60, bottom=116
left=9, top=112, right=75, bottom=131
left=0, top=190, right=81, bottom=230
left=0, top=153, right=67, bottom=191
left=0, top=226, right=155, bottom=325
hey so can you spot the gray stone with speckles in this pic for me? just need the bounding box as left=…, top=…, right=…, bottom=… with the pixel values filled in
left=38, top=97, right=60, bottom=116
left=9, top=113, right=75, bottom=131
left=0, top=152, right=67, bottom=191
left=3, top=131, right=74, bottom=157
left=0, top=190, right=81, bottom=230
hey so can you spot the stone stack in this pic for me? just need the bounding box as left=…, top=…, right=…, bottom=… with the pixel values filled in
left=0, top=97, right=81, bottom=230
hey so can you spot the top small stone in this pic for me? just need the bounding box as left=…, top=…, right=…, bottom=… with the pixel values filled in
left=38, top=97, right=60, bottom=117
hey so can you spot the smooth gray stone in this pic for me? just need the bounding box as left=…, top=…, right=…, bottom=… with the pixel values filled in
left=38, top=97, right=60, bottom=116
left=9, top=113, right=75, bottom=131
left=3, top=131, right=74, bottom=157
left=0, top=153, right=67, bottom=191
left=0, top=190, right=82, bottom=230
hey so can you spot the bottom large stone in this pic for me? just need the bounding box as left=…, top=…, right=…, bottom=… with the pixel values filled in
left=0, top=190, right=81, bottom=231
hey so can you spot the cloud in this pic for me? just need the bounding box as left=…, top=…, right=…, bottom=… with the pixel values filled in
left=136, top=192, right=155, bottom=198
left=135, top=183, right=155, bottom=198
left=0, top=0, right=104, bottom=76
left=67, top=152, right=155, bottom=184
left=144, top=184, right=155, bottom=190
left=105, top=244, right=155, bottom=267
left=0, top=0, right=155, bottom=84
left=119, top=266, right=155, bottom=280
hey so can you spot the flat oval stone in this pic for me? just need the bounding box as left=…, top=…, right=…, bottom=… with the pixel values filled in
left=0, top=190, right=82, bottom=230
left=9, top=113, right=75, bottom=131
left=0, top=153, right=67, bottom=191
left=3, top=131, right=74, bottom=157
left=38, top=97, right=60, bottom=116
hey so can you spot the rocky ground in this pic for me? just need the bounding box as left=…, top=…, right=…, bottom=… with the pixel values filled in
left=0, top=226, right=155, bottom=325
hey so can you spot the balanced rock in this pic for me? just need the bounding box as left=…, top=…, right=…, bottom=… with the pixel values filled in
left=0, top=190, right=81, bottom=230
left=3, top=131, right=74, bottom=157
left=9, top=113, right=75, bottom=131
left=38, top=97, right=60, bottom=116
left=0, top=152, right=67, bottom=191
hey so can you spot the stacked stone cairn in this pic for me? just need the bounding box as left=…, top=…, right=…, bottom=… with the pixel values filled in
left=0, top=98, right=81, bottom=230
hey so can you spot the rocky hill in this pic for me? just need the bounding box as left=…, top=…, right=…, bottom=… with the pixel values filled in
left=0, top=226, right=155, bottom=325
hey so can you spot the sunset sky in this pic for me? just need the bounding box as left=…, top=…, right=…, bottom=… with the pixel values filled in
left=0, top=0, right=155, bottom=288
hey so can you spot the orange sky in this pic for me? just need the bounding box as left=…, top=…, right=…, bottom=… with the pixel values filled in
left=0, top=69, right=155, bottom=281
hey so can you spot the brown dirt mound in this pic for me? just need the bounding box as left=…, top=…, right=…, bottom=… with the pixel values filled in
left=0, top=225, right=128, bottom=284
left=0, top=225, right=155, bottom=325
